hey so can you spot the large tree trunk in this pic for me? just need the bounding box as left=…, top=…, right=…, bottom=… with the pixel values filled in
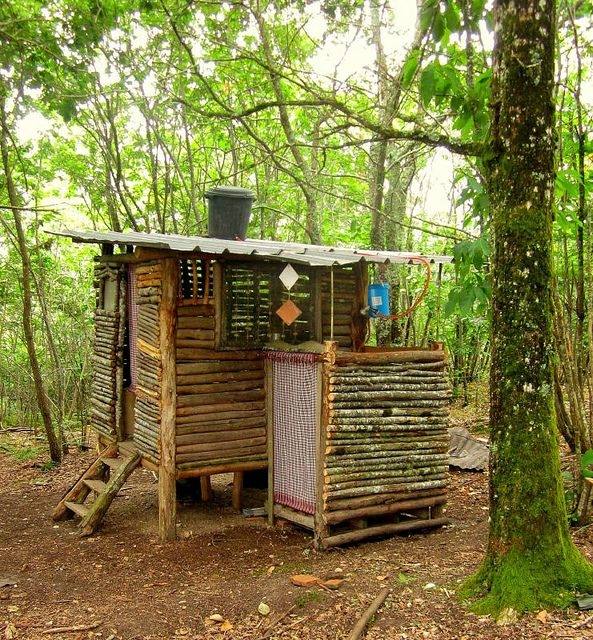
left=0, top=98, right=61, bottom=463
left=462, top=0, right=593, bottom=615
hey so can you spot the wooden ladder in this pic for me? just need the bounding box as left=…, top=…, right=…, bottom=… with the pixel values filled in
left=52, top=444, right=141, bottom=536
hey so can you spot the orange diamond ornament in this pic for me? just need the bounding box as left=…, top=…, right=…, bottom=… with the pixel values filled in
left=276, top=299, right=302, bottom=326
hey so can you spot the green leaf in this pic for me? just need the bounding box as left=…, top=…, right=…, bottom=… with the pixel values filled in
left=419, top=0, right=439, bottom=33
left=444, top=293, right=458, bottom=318
left=581, top=450, right=593, bottom=479
left=453, top=109, right=471, bottom=131
left=443, top=2, right=461, bottom=31
left=58, top=97, right=77, bottom=122
left=401, top=49, right=421, bottom=89
left=431, top=11, right=446, bottom=42
left=420, top=64, right=436, bottom=107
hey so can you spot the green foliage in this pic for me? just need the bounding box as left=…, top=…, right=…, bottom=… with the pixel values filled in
left=444, top=238, right=490, bottom=318
left=580, top=450, right=593, bottom=479
left=0, top=442, right=43, bottom=462
left=460, top=544, right=593, bottom=616
left=295, top=590, right=324, bottom=608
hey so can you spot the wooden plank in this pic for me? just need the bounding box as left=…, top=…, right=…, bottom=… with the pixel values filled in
left=65, top=501, right=89, bottom=518
left=176, top=370, right=264, bottom=386
left=176, top=349, right=262, bottom=361
left=323, top=494, right=447, bottom=525
left=83, top=479, right=108, bottom=494
left=158, top=258, right=179, bottom=542
left=335, top=350, right=445, bottom=365
left=102, top=457, right=122, bottom=469
left=176, top=460, right=267, bottom=478
left=176, top=360, right=262, bottom=375
left=274, top=504, right=314, bottom=530
left=322, top=516, right=449, bottom=548
left=176, top=379, right=264, bottom=396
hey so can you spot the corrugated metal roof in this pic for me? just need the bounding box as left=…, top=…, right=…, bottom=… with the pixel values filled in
left=49, top=229, right=454, bottom=267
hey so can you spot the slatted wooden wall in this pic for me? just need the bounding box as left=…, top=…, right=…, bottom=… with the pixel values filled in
left=175, top=261, right=266, bottom=471
left=321, top=267, right=357, bottom=349
left=133, top=261, right=162, bottom=461
left=222, top=261, right=314, bottom=347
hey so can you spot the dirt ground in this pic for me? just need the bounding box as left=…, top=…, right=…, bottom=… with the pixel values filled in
left=1, top=430, right=593, bottom=640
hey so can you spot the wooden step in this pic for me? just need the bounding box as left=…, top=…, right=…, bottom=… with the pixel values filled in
left=65, top=501, right=89, bottom=518
left=80, top=451, right=141, bottom=537
left=52, top=444, right=117, bottom=521
left=118, top=440, right=137, bottom=456
left=102, top=457, right=123, bottom=469
left=83, top=479, right=108, bottom=493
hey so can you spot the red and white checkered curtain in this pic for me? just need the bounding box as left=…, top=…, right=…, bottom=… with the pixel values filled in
left=266, top=351, right=320, bottom=515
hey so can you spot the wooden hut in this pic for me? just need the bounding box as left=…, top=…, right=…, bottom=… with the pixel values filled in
left=51, top=228, right=453, bottom=548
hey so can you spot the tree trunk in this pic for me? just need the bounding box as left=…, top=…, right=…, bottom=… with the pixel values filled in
left=462, top=0, right=593, bottom=615
left=0, top=97, right=61, bottom=463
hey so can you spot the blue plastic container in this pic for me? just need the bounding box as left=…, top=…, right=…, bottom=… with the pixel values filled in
left=368, top=282, right=390, bottom=316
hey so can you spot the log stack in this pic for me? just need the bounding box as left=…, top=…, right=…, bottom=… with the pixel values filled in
left=91, top=308, right=119, bottom=437
left=90, top=263, right=123, bottom=438
left=320, top=349, right=451, bottom=547
left=134, top=261, right=162, bottom=460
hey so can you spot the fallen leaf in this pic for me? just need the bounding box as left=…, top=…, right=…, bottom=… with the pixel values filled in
left=258, top=602, right=270, bottom=616
left=208, top=614, right=224, bottom=623
left=0, top=578, right=17, bottom=588
left=291, top=574, right=320, bottom=588
left=422, top=583, right=436, bottom=590
left=267, top=566, right=275, bottom=575
left=220, top=620, right=233, bottom=631
left=4, top=623, right=16, bottom=639
left=536, top=610, right=549, bottom=623
left=497, top=607, right=519, bottom=625
left=376, top=575, right=389, bottom=581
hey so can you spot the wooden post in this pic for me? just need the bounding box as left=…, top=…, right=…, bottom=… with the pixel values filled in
left=200, top=475, right=213, bottom=502
left=265, top=360, right=275, bottom=525
left=314, top=341, right=336, bottom=549
left=311, top=269, right=323, bottom=342
left=352, top=262, right=369, bottom=352
left=232, top=471, right=244, bottom=511
left=115, top=267, right=126, bottom=441
left=158, top=257, right=179, bottom=541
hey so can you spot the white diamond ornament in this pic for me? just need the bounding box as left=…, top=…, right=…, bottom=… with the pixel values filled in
left=279, top=264, right=300, bottom=290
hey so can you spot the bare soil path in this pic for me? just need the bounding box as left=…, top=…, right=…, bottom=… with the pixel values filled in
left=1, top=439, right=593, bottom=640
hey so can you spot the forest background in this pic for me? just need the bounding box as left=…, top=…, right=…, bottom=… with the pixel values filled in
left=0, top=0, right=592, bottom=493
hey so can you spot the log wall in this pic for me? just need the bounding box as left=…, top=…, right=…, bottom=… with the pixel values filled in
left=91, top=263, right=124, bottom=439
left=322, top=350, right=450, bottom=520
left=133, top=261, right=162, bottom=460
left=174, top=297, right=267, bottom=471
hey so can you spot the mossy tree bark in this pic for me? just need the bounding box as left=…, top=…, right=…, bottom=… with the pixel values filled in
left=462, top=0, right=593, bottom=615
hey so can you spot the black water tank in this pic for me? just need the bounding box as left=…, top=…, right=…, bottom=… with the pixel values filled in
left=205, top=185, right=254, bottom=240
